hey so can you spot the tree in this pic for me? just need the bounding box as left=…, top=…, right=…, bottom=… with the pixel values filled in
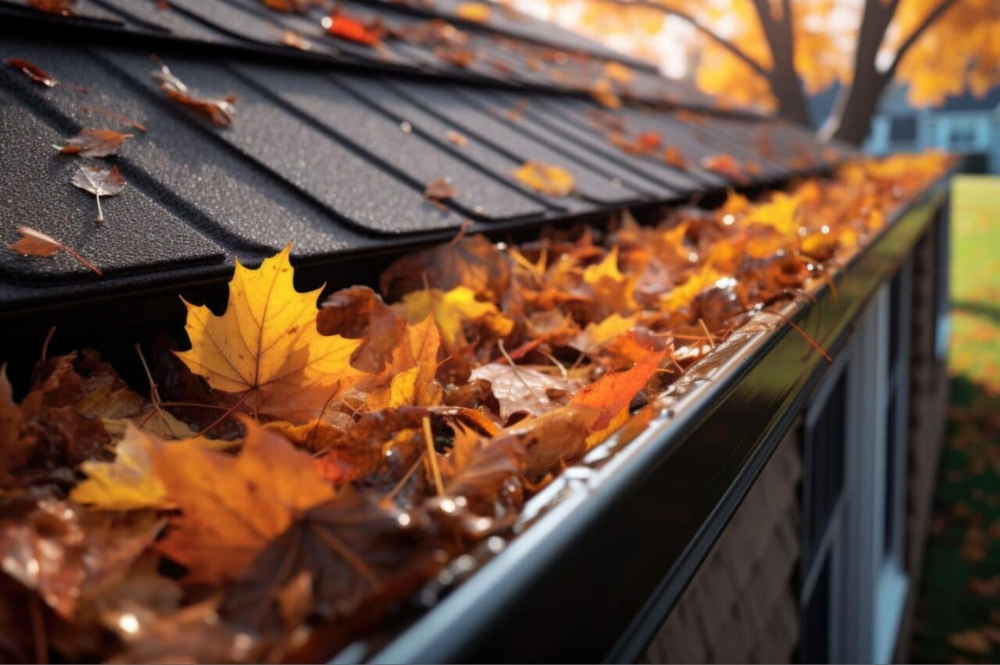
left=525, top=0, right=1000, bottom=145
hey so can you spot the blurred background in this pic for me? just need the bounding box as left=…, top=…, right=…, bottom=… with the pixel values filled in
left=505, top=0, right=1000, bottom=661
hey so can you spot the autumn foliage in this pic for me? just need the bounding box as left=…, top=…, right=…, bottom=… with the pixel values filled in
left=0, top=152, right=951, bottom=662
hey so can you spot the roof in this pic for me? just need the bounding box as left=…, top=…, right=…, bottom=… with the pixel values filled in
left=0, top=0, right=852, bottom=320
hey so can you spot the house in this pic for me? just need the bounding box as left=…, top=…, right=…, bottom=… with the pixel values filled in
left=867, top=85, right=1000, bottom=173
left=0, top=1, right=951, bottom=663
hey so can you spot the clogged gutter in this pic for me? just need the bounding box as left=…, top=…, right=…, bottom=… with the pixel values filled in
left=0, top=151, right=953, bottom=663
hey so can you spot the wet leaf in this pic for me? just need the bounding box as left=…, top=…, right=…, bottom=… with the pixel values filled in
left=6, top=57, right=57, bottom=86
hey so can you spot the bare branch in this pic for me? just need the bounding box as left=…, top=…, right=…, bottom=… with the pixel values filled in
left=584, top=0, right=772, bottom=79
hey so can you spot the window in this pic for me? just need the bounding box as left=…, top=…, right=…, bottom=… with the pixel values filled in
left=947, top=121, right=980, bottom=150
left=803, top=371, right=848, bottom=568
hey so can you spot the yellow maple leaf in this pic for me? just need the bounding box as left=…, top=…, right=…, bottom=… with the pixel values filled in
left=176, top=246, right=364, bottom=420
left=366, top=316, right=443, bottom=410
left=151, top=417, right=336, bottom=583
left=70, top=424, right=173, bottom=511
left=511, top=161, right=575, bottom=197
left=660, top=264, right=725, bottom=312
left=743, top=192, right=801, bottom=235
left=397, top=286, right=513, bottom=346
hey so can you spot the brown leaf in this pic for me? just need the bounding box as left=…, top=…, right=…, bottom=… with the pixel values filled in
left=571, top=349, right=666, bottom=430
left=6, top=57, right=57, bottom=87
left=220, top=492, right=448, bottom=638
left=318, top=286, right=407, bottom=374
left=469, top=363, right=580, bottom=422
left=445, top=130, right=468, bottom=147
left=0, top=367, right=29, bottom=484
left=424, top=177, right=457, bottom=202
left=27, top=0, right=76, bottom=16
left=10, top=226, right=103, bottom=276
left=0, top=500, right=161, bottom=619
left=70, top=164, right=125, bottom=224
left=56, top=128, right=133, bottom=158
left=151, top=418, right=337, bottom=583
left=949, top=629, right=992, bottom=655
left=380, top=234, right=510, bottom=302
left=151, top=57, right=236, bottom=127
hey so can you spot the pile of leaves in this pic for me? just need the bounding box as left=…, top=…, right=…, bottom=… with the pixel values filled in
left=0, top=152, right=951, bottom=663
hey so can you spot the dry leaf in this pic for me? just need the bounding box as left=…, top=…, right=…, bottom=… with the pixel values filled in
left=9, top=226, right=103, bottom=276
left=56, top=127, right=133, bottom=158
left=280, top=29, right=312, bottom=50
left=424, top=177, right=457, bottom=202
left=6, top=57, right=57, bottom=87
left=177, top=245, right=366, bottom=420
left=445, top=130, right=468, bottom=147
left=27, top=0, right=75, bottom=15
left=455, top=2, right=490, bottom=22
left=70, top=164, right=125, bottom=224
left=151, top=57, right=236, bottom=127
left=322, top=10, right=385, bottom=47
left=397, top=285, right=514, bottom=346
left=511, top=161, right=575, bottom=197
left=151, top=418, right=336, bottom=582
left=69, top=424, right=172, bottom=511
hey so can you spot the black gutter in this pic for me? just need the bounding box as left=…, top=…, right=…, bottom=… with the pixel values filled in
left=368, top=177, right=951, bottom=663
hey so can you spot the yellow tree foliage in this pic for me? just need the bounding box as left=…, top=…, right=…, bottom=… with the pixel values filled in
left=514, top=0, right=999, bottom=142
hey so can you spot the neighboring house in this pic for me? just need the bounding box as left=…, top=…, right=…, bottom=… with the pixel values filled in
left=867, top=85, right=1000, bottom=173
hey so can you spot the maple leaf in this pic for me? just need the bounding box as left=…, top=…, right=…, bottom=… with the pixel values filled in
left=151, top=417, right=336, bottom=582
left=366, top=316, right=443, bottom=411
left=397, top=285, right=514, bottom=346
left=55, top=127, right=133, bottom=158
left=151, top=57, right=236, bottom=127
left=571, top=349, right=666, bottom=430
left=743, top=192, right=801, bottom=235
left=10, top=226, right=103, bottom=276
left=69, top=424, right=173, bottom=511
left=176, top=245, right=366, bottom=420
left=660, top=264, right=726, bottom=312
left=220, top=492, right=447, bottom=640
left=6, top=58, right=57, bottom=86
left=70, top=164, right=125, bottom=224
left=511, top=161, right=575, bottom=197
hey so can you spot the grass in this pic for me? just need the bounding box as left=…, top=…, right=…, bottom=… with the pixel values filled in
left=912, top=174, right=1000, bottom=663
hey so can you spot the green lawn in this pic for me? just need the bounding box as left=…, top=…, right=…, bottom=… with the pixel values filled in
left=912, top=174, right=1000, bottom=663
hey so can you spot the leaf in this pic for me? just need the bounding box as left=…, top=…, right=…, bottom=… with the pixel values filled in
left=27, top=0, right=75, bottom=15
left=151, top=417, right=336, bottom=582
left=396, top=285, right=514, bottom=346
left=176, top=245, right=366, bottom=420
left=590, top=78, right=622, bottom=109
left=663, top=145, right=689, bottom=170
left=151, top=57, right=236, bottom=127
left=455, top=2, right=491, bottom=23
left=949, top=629, right=992, bottom=655
left=10, top=226, right=103, bottom=276
left=219, top=492, right=447, bottom=639
left=6, top=57, right=57, bottom=86
left=702, top=153, right=748, bottom=183
left=280, top=29, right=312, bottom=50
left=470, top=363, right=580, bottom=422
left=379, top=234, right=510, bottom=301
left=0, top=500, right=161, bottom=618
left=424, top=177, right=457, bottom=202
left=322, top=10, right=385, bottom=47
left=318, top=285, right=407, bottom=374
left=0, top=367, right=29, bottom=484
left=571, top=349, right=666, bottom=430
left=56, top=128, right=133, bottom=158
left=511, top=161, right=575, bottom=197
left=446, top=130, right=468, bottom=147
left=366, top=316, right=443, bottom=411
left=69, top=424, right=172, bottom=511
left=603, top=61, right=633, bottom=84
left=70, top=164, right=125, bottom=224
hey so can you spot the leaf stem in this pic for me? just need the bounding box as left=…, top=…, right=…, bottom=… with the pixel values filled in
left=59, top=244, right=103, bottom=276
left=195, top=390, right=252, bottom=437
